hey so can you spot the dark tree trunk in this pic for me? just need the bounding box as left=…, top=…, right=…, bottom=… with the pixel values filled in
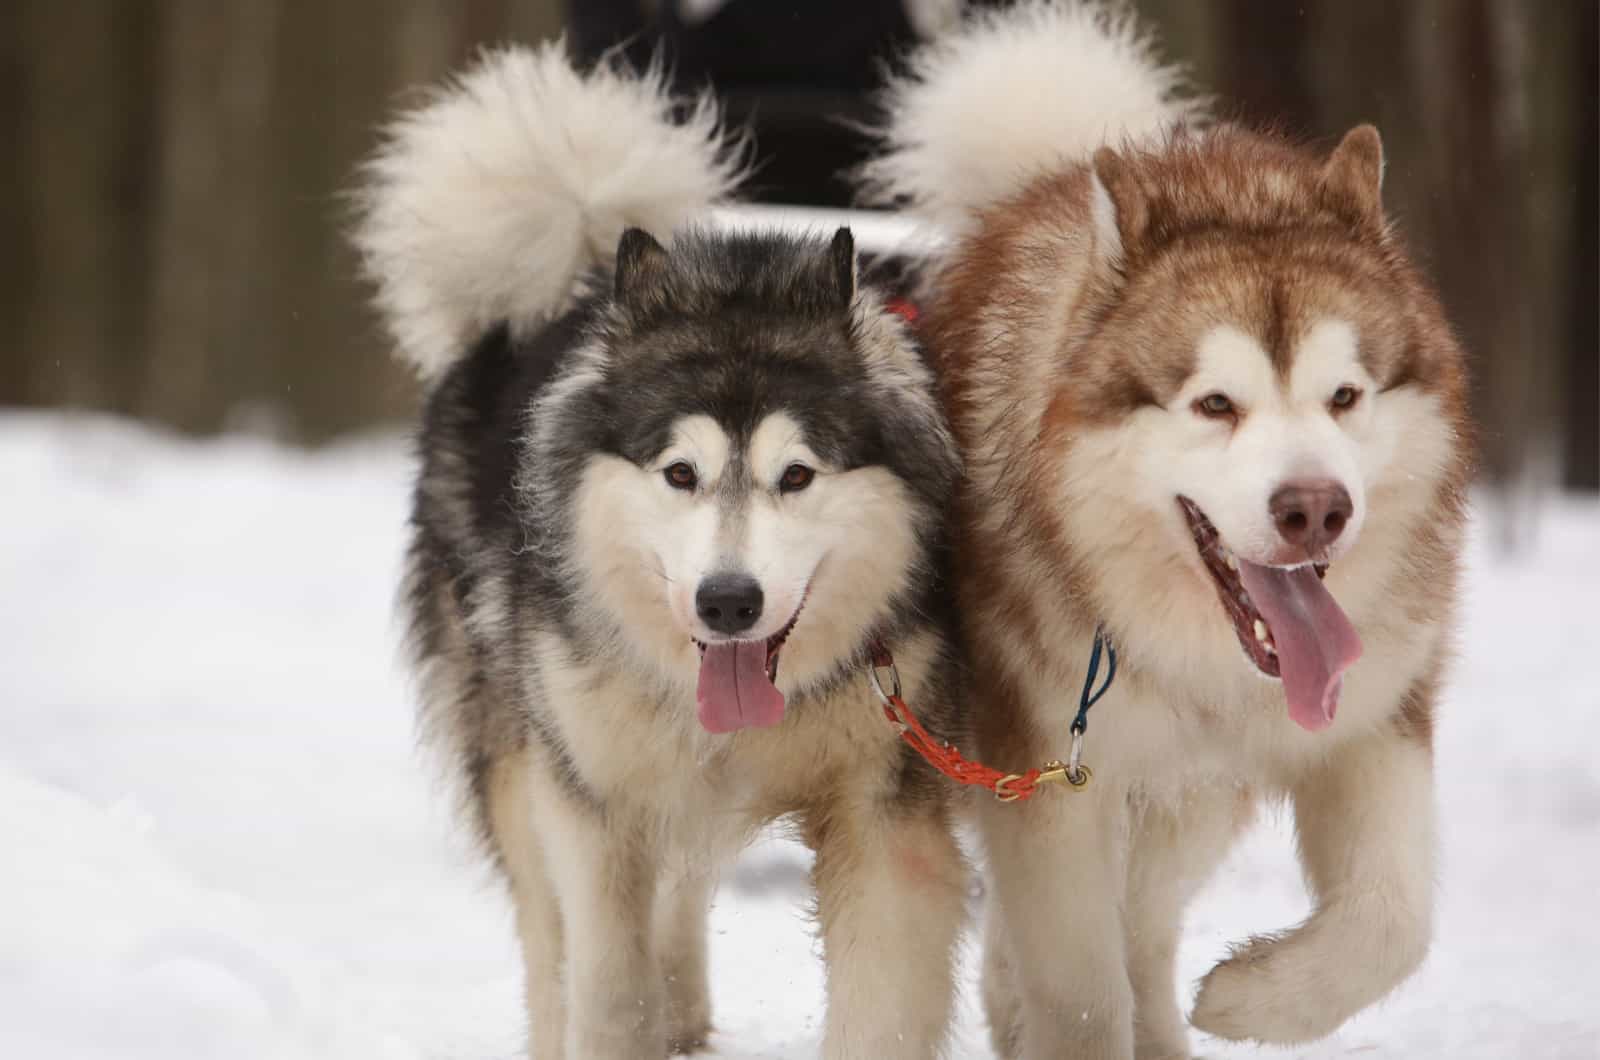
left=1416, top=0, right=1538, bottom=495
left=1564, top=0, right=1599, bottom=490
left=140, top=0, right=283, bottom=435
left=0, top=1, right=30, bottom=403
left=13, top=1, right=160, bottom=414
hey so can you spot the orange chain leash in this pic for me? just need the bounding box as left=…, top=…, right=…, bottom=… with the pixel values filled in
left=873, top=297, right=1110, bottom=798
left=867, top=641, right=1096, bottom=802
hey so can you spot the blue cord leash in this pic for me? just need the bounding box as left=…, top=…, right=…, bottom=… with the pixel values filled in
left=1074, top=625, right=1117, bottom=736
left=1066, top=625, right=1117, bottom=783
left=869, top=624, right=1118, bottom=799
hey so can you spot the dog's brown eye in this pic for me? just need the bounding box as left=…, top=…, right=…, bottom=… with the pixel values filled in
left=1330, top=385, right=1361, bottom=411
left=1196, top=392, right=1235, bottom=418
left=664, top=461, right=697, bottom=490
left=779, top=464, right=815, bottom=493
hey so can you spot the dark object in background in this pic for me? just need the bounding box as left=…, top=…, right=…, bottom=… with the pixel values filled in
left=570, top=0, right=1598, bottom=493
left=568, top=0, right=925, bottom=205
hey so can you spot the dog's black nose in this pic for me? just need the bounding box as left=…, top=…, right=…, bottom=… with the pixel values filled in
left=1270, top=479, right=1354, bottom=555
left=696, top=574, right=764, bottom=636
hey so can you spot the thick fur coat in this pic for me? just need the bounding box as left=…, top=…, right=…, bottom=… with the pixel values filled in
left=355, top=44, right=971, bottom=1060
left=862, top=3, right=1473, bottom=1057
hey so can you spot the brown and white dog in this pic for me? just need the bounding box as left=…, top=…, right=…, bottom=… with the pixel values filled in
left=862, top=3, right=1474, bottom=1057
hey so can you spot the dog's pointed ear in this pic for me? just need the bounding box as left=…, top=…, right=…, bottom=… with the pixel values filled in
left=1091, top=147, right=1147, bottom=267
left=1321, top=124, right=1385, bottom=229
left=614, top=227, right=670, bottom=307
left=828, top=227, right=857, bottom=308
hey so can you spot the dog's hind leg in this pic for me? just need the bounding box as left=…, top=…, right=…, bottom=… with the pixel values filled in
left=654, top=863, right=715, bottom=1053
left=1191, top=720, right=1435, bottom=1044
left=486, top=750, right=568, bottom=1060
left=1124, top=787, right=1253, bottom=1060
left=808, top=799, right=967, bottom=1059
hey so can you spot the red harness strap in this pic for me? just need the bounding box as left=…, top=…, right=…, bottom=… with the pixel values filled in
left=885, top=298, right=921, bottom=324
left=869, top=642, right=1083, bottom=802
left=868, top=298, right=1102, bottom=798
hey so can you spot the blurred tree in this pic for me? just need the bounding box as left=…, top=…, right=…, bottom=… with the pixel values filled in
left=10, top=2, right=158, bottom=417
left=4, top=0, right=558, bottom=441
left=1414, top=0, right=1542, bottom=493
left=0, top=2, right=28, bottom=405
left=140, top=0, right=281, bottom=435
left=1561, top=0, right=1598, bottom=490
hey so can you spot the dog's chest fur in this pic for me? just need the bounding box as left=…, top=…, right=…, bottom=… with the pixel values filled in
left=1012, top=622, right=1442, bottom=802
left=528, top=628, right=944, bottom=832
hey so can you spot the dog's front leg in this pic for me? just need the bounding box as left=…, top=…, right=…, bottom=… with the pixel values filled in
left=541, top=797, right=664, bottom=1059
left=654, top=864, right=715, bottom=1053
left=980, top=784, right=1134, bottom=1060
left=808, top=800, right=967, bottom=1059
left=1191, top=721, right=1434, bottom=1043
left=1124, top=788, right=1253, bottom=1060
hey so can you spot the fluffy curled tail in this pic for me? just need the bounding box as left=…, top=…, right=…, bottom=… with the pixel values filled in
left=354, top=43, right=746, bottom=381
left=857, top=0, right=1202, bottom=235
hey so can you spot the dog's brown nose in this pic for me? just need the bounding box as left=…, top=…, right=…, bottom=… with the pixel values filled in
left=1270, top=480, right=1353, bottom=555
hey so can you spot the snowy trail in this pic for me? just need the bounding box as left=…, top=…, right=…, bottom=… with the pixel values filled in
left=2, top=413, right=1596, bottom=1059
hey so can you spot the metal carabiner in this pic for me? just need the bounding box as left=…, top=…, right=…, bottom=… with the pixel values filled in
left=867, top=655, right=902, bottom=707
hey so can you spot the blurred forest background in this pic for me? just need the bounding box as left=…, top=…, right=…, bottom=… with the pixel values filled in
left=3, top=0, right=1595, bottom=492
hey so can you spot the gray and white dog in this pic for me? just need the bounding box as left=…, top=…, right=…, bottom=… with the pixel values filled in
left=355, top=45, right=970, bottom=1059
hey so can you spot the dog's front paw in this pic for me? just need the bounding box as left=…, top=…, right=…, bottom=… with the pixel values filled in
left=1134, top=1039, right=1193, bottom=1060
left=663, top=967, right=712, bottom=1054
left=664, top=1000, right=711, bottom=1055
left=1192, top=904, right=1429, bottom=1047
left=666, top=1021, right=712, bottom=1055
left=1189, top=933, right=1340, bottom=1045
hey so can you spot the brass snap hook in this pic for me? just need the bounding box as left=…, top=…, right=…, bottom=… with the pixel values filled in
left=1035, top=759, right=1092, bottom=791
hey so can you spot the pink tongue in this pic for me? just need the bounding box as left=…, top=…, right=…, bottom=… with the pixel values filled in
left=1237, top=561, right=1364, bottom=732
left=695, top=640, right=786, bottom=734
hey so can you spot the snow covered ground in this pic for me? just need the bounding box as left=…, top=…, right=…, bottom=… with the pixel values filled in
left=2, top=411, right=1596, bottom=1060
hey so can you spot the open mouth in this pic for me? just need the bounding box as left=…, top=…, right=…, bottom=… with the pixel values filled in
left=693, top=609, right=799, bottom=683
left=1176, top=497, right=1362, bottom=732
left=691, top=604, right=803, bottom=734
left=1178, top=497, right=1322, bottom=678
